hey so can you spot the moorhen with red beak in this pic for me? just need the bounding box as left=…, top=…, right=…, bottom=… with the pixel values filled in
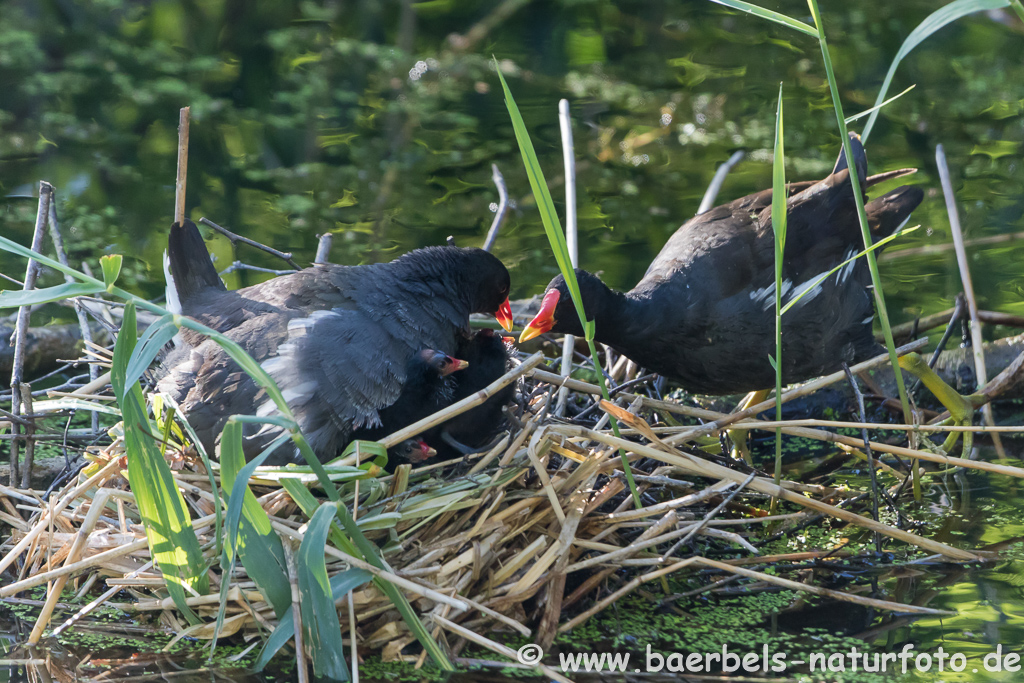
left=157, top=219, right=513, bottom=465
left=520, top=135, right=923, bottom=394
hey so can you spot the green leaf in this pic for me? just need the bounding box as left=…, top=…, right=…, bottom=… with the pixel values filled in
left=100, top=254, right=123, bottom=289
left=494, top=62, right=589, bottom=331
left=279, top=480, right=454, bottom=671
left=770, top=83, right=787, bottom=489
left=255, top=567, right=371, bottom=672
left=220, top=423, right=291, bottom=617
left=0, top=234, right=104, bottom=286
left=861, top=0, right=1010, bottom=142
left=334, top=439, right=388, bottom=469
left=297, top=504, right=350, bottom=680
left=845, top=85, right=916, bottom=124
left=780, top=225, right=919, bottom=315
left=124, top=314, right=179, bottom=393
left=0, top=282, right=104, bottom=308
left=496, top=61, right=642, bottom=509
left=111, top=302, right=209, bottom=623
left=707, top=0, right=818, bottom=37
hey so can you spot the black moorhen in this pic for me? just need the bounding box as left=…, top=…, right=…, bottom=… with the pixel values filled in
left=519, top=135, right=923, bottom=394
left=390, top=439, right=438, bottom=468
left=426, top=328, right=515, bottom=456
left=350, top=347, right=467, bottom=467
left=157, top=219, right=514, bottom=465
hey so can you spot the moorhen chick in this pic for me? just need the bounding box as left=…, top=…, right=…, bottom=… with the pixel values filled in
left=350, top=347, right=467, bottom=468
left=519, top=135, right=923, bottom=394
left=157, top=219, right=514, bottom=465
left=426, top=328, right=515, bottom=457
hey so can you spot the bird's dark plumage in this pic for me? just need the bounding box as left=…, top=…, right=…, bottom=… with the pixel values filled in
left=426, top=328, right=515, bottom=456
left=157, top=220, right=512, bottom=464
left=521, top=135, right=924, bottom=395
left=351, top=348, right=464, bottom=466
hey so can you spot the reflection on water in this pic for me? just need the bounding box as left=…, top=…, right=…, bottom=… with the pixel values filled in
left=1, top=0, right=1023, bottom=681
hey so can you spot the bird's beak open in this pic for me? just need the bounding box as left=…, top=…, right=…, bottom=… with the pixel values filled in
left=496, top=297, right=514, bottom=332
left=412, top=440, right=437, bottom=463
left=519, top=289, right=559, bottom=343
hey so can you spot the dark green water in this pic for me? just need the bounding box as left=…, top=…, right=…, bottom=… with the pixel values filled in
left=2, top=0, right=1024, bottom=681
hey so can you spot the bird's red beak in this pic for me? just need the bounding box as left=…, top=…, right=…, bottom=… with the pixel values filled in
left=496, top=297, right=513, bottom=332
left=411, top=440, right=436, bottom=463
left=448, top=356, right=470, bottom=374
left=519, top=289, right=559, bottom=343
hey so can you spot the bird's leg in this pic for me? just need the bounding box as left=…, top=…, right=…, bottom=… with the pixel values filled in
left=897, top=352, right=981, bottom=455
left=729, top=389, right=770, bottom=465
left=441, top=431, right=473, bottom=454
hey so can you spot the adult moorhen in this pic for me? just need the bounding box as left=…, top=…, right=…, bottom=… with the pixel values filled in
left=519, top=135, right=923, bottom=394
left=157, top=219, right=514, bottom=465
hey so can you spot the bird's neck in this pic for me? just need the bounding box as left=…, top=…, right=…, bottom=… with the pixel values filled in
left=586, top=285, right=669, bottom=351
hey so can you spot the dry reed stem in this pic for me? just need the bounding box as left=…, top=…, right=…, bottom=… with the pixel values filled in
left=379, top=352, right=544, bottom=449
left=174, top=106, right=190, bottom=225
left=538, top=482, right=593, bottom=648
left=0, top=455, right=122, bottom=576
left=52, top=559, right=156, bottom=636
left=28, top=489, right=114, bottom=643
left=549, top=423, right=976, bottom=561
left=691, top=556, right=952, bottom=616
left=269, top=520, right=471, bottom=611
left=589, top=385, right=1024, bottom=480
left=526, top=431, right=564, bottom=523
left=601, top=480, right=733, bottom=522
left=560, top=557, right=701, bottom=632
left=433, top=614, right=575, bottom=683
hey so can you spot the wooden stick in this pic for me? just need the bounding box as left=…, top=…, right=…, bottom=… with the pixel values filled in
left=175, top=106, right=190, bottom=226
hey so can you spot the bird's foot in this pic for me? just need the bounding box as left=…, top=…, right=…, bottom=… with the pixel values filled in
left=898, top=352, right=979, bottom=456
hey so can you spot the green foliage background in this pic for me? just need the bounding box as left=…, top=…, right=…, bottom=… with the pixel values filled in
left=1, top=0, right=1021, bottom=322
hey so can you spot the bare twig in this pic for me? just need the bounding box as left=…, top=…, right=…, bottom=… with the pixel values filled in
left=936, top=144, right=1001, bottom=457
left=697, top=150, right=745, bottom=214
left=556, top=99, right=578, bottom=418
left=843, top=363, right=881, bottom=553
left=18, top=384, right=35, bottom=490
left=218, top=261, right=297, bottom=277
left=482, top=164, right=510, bottom=253
left=9, top=181, right=53, bottom=487
left=47, top=199, right=101, bottom=433
left=175, top=106, right=190, bottom=226
left=660, top=472, right=757, bottom=561
left=199, top=217, right=301, bottom=270
left=314, top=233, right=333, bottom=264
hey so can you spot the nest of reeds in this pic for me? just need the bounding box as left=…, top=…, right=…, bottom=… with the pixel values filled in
left=5, top=325, right=1023, bottom=680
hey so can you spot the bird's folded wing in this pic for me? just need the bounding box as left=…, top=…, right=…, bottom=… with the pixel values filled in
left=258, top=308, right=409, bottom=450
